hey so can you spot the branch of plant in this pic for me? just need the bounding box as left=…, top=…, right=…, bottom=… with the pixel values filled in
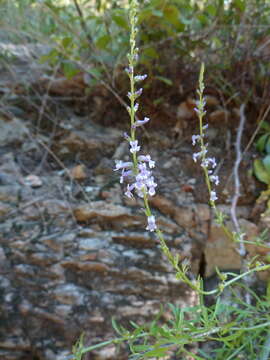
left=230, top=103, right=246, bottom=257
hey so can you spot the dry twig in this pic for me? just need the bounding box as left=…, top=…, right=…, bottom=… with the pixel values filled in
left=230, top=103, right=246, bottom=257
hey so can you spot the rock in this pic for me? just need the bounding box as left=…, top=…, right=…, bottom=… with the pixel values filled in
left=78, top=238, right=107, bottom=251
left=204, top=219, right=262, bottom=277
left=204, top=95, right=219, bottom=107
left=150, top=195, right=205, bottom=230
left=205, top=221, right=241, bottom=277
left=69, top=164, right=87, bottom=181
left=59, top=123, right=122, bottom=161
left=73, top=201, right=144, bottom=230
left=0, top=153, right=22, bottom=185
left=176, top=98, right=196, bottom=119
left=23, top=174, right=43, bottom=188
left=61, top=260, right=109, bottom=273
left=74, top=201, right=127, bottom=221
left=52, top=284, right=86, bottom=306
left=0, top=118, right=29, bottom=146
left=0, top=202, right=12, bottom=217
left=0, top=185, right=20, bottom=202
left=112, top=233, right=154, bottom=248
left=209, top=109, right=230, bottom=122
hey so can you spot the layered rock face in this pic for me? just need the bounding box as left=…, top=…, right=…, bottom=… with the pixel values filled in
left=0, top=144, right=262, bottom=360
left=0, top=51, right=267, bottom=358
left=0, top=118, right=210, bottom=360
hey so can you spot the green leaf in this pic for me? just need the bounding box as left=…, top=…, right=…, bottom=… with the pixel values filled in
left=233, top=0, right=245, bottom=12
left=206, top=4, right=217, bottom=16
left=112, top=10, right=129, bottom=29
left=263, top=154, right=270, bottom=173
left=163, top=5, right=179, bottom=27
left=143, top=47, right=159, bottom=59
left=63, top=62, right=79, bottom=79
left=261, top=121, right=270, bottom=131
left=95, top=34, right=111, bottom=49
left=211, top=36, right=222, bottom=49
left=62, top=36, right=72, bottom=49
left=144, top=347, right=167, bottom=358
left=197, top=14, right=209, bottom=26
left=155, top=76, right=173, bottom=86
left=111, top=318, right=125, bottom=335
left=88, top=67, right=102, bottom=79
left=256, top=134, right=270, bottom=153
left=266, top=137, right=270, bottom=154
left=253, top=159, right=270, bottom=184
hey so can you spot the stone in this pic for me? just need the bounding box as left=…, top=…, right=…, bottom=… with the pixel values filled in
left=209, top=109, right=230, bottom=122
left=205, top=222, right=242, bottom=277
left=0, top=118, right=29, bottom=146
left=0, top=202, right=12, bottom=217
left=73, top=201, right=144, bottom=230
left=204, top=95, right=219, bottom=107
left=61, top=260, right=109, bottom=273
left=112, top=233, right=153, bottom=248
left=204, top=219, right=263, bottom=277
left=150, top=196, right=205, bottom=230
left=69, top=164, right=87, bottom=181
left=78, top=238, right=106, bottom=251
left=23, top=174, right=43, bottom=188
left=74, top=201, right=127, bottom=221
left=176, top=98, right=196, bottom=119
left=0, top=185, right=20, bottom=202
left=52, top=284, right=86, bottom=306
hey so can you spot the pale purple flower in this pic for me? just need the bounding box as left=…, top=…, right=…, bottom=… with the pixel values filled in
left=201, top=156, right=216, bottom=169
left=138, top=154, right=155, bottom=168
left=137, top=163, right=150, bottom=180
left=114, top=160, right=133, bottom=171
left=130, top=140, right=140, bottom=154
left=120, top=169, right=132, bottom=184
left=125, top=66, right=133, bottom=74
left=134, top=103, right=139, bottom=112
left=193, top=149, right=207, bottom=163
left=146, top=176, right=157, bottom=196
left=125, top=183, right=135, bottom=198
left=146, top=215, right=157, bottom=232
left=192, top=135, right=201, bottom=146
left=123, top=132, right=130, bottom=141
left=132, top=117, right=150, bottom=128
left=193, top=152, right=200, bottom=163
left=135, top=88, right=143, bottom=97
left=134, top=74, right=147, bottom=82
left=208, top=157, right=217, bottom=168
left=210, top=191, right=218, bottom=202
left=194, top=107, right=206, bottom=116
left=210, top=175, right=219, bottom=185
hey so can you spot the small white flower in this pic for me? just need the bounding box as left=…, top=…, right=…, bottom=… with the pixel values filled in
left=210, top=191, right=218, bottom=202
left=146, top=215, right=157, bottom=232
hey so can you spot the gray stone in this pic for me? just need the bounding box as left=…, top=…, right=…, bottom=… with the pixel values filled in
left=52, top=284, right=86, bottom=306
left=78, top=237, right=107, bottom=251
left=0, top=118, right=29, bottom=146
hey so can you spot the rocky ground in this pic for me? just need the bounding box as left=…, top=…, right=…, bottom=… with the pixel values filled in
left=0, top=43, right=269, bottom=360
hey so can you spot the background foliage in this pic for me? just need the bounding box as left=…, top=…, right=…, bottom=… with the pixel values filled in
left=1, top=0, right=270, bottom=101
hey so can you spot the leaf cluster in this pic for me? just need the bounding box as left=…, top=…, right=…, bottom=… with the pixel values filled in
left=72, top=282, right=270, bottom=359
